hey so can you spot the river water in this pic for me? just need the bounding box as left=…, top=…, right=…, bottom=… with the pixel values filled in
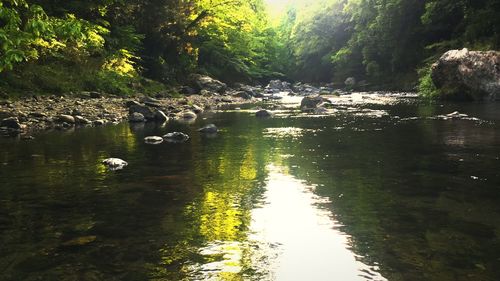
left=0, top=93, right=499, bottom=281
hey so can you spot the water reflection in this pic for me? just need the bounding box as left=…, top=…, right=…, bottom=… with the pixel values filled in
left=1, top=95, right=500, bottom=280
left=250, top=165, right=386, bottom=281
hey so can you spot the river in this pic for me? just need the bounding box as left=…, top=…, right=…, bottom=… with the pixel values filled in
left=1, top=93, right=499, bottom=280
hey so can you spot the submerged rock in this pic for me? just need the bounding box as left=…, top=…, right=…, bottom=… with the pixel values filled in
left=431, top=48, right=500, bottom=101
left=163, top=132, right=190, bottom=143
left=144, top=136, right=164, bottom=144
left=61, top=235, right=97, bottom=247
left=102, top=158, right=128, bottom=170
left=198, top=124, right=218, bottom=134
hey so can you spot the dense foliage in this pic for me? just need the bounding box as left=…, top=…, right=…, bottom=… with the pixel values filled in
left=0, top=0, right=281, bottom=95
left=0, top=0, right=498, bottom=95
left=277, top=0, right=500, bottom=89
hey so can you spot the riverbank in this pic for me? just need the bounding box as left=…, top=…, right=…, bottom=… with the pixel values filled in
left=0, top=93, right=246, bottom=137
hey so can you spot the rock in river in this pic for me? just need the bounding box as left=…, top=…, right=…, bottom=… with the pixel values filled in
left=154, top=110, right=169, bottom=123
left=129, top=104, right=155, bottom=120
left=300, top=96, right=329, bottom=111
left=256, top=110, right=272, bottom=118
left=102, top=158, right=128, bottom=171
left=431, top=48, right=500, bottom=100
left=198, top=124, right=218, bottom=134
left=144, top=136, right=164, bottom=144
left=129, top=112, right=146, bottom=123
left=179, top=111, right=197, bottom=120
left=163, top=132, right=190, bottom=143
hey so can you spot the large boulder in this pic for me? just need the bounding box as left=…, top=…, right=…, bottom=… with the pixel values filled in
left=431, top=48, right=500, bottom=100
left=266, top=80, right=291, bottom=91
left=300, top=96, right=329, bottom=111
left=344, top=77, right=356, bottom=88
left=189, top=74, right=227, bottom=94
left=129, top=104, right=155, bottom=120
left=129, top=112, right=146, bottom=123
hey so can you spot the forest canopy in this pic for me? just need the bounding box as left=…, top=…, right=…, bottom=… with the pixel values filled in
left=1, top=0, right=498, bottom=95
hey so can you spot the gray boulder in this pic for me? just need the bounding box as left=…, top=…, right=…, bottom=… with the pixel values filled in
left=189, top=74, right=227, bottom=93
left=266, top=80, right=291, bottom=91
left=129, top=104, right=155, bottom=120
left=431, top=48, right=500, bottom=100
left=129, top=112, right=146, bottom=123
left=300, top=96, right=329, bottom=111
left=345, top=77, right=356, bottom=88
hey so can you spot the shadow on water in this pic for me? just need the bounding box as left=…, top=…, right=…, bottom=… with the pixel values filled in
left=0, top=95, right=500, bottom=280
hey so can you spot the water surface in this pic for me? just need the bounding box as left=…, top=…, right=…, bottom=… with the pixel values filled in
left=1, top=94, right=500, bottom=280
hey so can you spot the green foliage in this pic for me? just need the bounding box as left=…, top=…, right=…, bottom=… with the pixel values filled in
left=1, top=0, right=499, bottom=97
left=417, top=65, right=438, bottom=99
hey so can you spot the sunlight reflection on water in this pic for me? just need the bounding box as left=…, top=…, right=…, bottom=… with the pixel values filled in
left=249, top=164, right=387, bottom=281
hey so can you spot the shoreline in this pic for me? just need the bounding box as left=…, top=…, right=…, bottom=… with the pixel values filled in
left=0, top=93, right=247, bottom=138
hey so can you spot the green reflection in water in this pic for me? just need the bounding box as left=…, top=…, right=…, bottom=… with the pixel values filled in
left=0, top=100, right=500, bottom=281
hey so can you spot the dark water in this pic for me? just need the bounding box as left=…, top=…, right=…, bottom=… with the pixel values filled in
left=1, top=94, right=500, bottom=281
